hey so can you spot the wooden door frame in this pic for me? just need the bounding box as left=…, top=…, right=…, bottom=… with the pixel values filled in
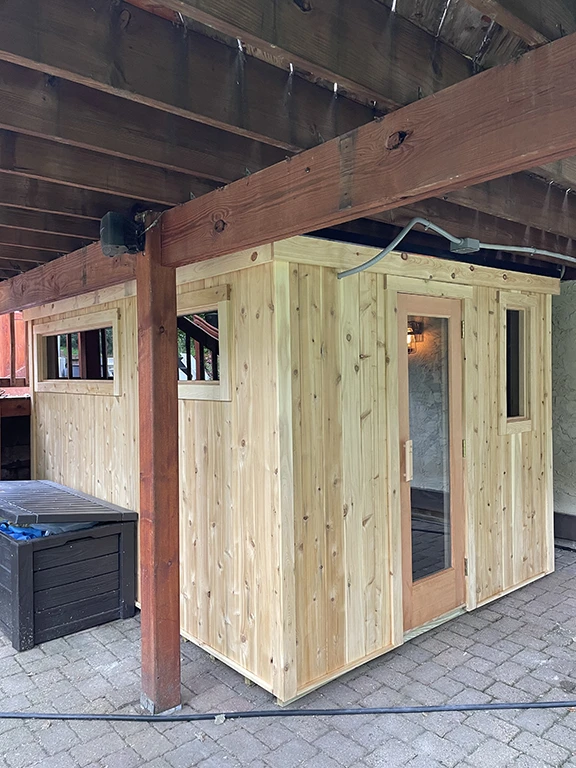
left=397, top=294, right=466, bottom=632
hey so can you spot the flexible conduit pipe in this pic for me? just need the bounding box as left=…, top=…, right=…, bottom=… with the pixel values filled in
left=1, top=699, right=576, bottom=723
left=337, top=217, right=576, bottom=279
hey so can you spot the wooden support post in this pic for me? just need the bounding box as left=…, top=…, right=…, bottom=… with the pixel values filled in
left=137, top=214, right=181, bottom=715
left=8, top=313, right=15, bottom=386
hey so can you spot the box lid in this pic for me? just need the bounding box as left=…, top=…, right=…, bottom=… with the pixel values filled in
left=0, top=481, right=137, bottom=525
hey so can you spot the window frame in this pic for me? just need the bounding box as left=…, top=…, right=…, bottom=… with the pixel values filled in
left=33, top=308, right=120, bottom=396
left=177, top=285, right=231, bottom=402
left=498, top=292, right=536, bottom=435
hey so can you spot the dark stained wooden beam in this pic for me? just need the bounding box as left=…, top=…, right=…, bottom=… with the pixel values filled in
left=160, top=33, right=576, bottom=267
left=0, top=130, right=217, bottom=205
left=0, top=61, right=287, bottom=181
left=0, top=176, right=155, bottom=221
left=464, top=0, right=549, bottom=45
left=0, top=0, right=371, bottom=150
left=0, top=226, right=89, bottom=253
left=467, top=0, right=575, bottom=43
left=0, top=18, right=562, bottom=240
left=443, top=173, right=576, bottom=242
left=0, top=258, right=45, bottom=273
left=0, top=243, right=136, bottom=313
left=151, top=0, right=474, bottom=108
left=137, top=215, right=181, bottom=715
left=0, top=207, right=99, bottom=240
left=531, top=158, right=576, bottom=190
left=0, top=246, right=59, bottom=264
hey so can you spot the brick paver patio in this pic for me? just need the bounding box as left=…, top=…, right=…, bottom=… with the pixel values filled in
left=1, top=548, right=576, bottom=767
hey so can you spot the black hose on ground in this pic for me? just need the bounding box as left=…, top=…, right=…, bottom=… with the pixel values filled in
left=0, top=700, right=575, bottom=723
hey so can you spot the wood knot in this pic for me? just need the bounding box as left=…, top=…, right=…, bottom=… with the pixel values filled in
left=214, top=219, right=227, bottom=233
left=386, top=130, right=411, bottom=150
left=250, top=251, right=258, bottom=261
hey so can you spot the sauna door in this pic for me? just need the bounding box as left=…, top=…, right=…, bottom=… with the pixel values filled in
left=398, top=294, right=465, bottom=633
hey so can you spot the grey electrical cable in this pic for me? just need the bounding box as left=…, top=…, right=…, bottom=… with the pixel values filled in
left=337, top=218, right=460, bottom=279
left=337, top=217, right=576, bottom=279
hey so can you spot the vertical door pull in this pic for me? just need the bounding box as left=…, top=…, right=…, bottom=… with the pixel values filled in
left=405, top=440, right=413, bottom=482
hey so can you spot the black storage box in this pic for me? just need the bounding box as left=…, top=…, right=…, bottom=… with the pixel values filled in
left=0, top=481, right=137, bottom=650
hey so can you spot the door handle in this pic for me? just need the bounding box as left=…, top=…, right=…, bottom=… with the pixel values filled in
left=404, top=440, right=413, bottom=482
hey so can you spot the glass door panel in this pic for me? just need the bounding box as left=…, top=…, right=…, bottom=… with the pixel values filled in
left=408, top=315, right=451, bottom=582
left=398, top=295, right=465, bottom=633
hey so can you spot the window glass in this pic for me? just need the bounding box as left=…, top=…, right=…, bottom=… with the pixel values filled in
left=506, top=308, right=526, bottom=419
left=177, top=310, right=220, bottom=382
left=45, top=327, right=114, bottom=380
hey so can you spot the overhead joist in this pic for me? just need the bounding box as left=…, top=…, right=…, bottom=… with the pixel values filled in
left=0, top=267, right=21, bottom=278
left=465, top=0, right=575, bottom=44
left=0, top=207, right=99, bottom=240
left=376, top=199, right=576, bottom=263
left=0, top=61, right=287, bottom=182
left=464, top=0, right=549, bottom=46
left=443, top=173, right=576, bottom=242
left=160, top=32, right=576, bottom=267
left=146, top=0, right=474, bottom=108
left=0, top=226, right=87, bottom=254
left=0, top=177, right=154, bottom=221
left=0, top=260, right=49, bottom=276
left=0, top=130, right=217, bottom=205
left=0, top=243, right=137, bottom=314
left=1, top=61, right=572, bottom=245
left=0, top=245, right=61, bottom=263
left=531, top=158, right=576, bottom=191
left=0, top=0, right=371, bottom=151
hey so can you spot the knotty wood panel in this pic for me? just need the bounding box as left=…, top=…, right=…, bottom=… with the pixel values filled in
left=177, top=262, right=288, bottom=694
left=286, top=244, right=554, bottom=694
left=288, top=264, right=392, bottom=692
left=465, top=288, right=553, bottom=605
left=33, top=295, right=139, bottom=512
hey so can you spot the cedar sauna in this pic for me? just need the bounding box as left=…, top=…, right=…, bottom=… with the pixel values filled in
left=26, top=235, right=556, bottom=703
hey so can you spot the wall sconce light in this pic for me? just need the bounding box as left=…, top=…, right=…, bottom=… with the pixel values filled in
left=407, top=320, right=424, bottom=354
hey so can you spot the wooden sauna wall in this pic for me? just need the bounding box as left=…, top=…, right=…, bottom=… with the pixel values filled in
left=31, top=295, right=139, bottom=511
left=279, top=237, right=556, bottom=694
left=286, top=262, right=394, bottom=694
left=466, top=288, right=554, bottom=606
left=27, top=257, right=290, bottom=697
left=177, top=262, right=288, bottom=696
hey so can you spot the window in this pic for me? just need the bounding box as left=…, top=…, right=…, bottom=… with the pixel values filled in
left=45, top=327, right=114, bottom=381
left=506, top=309, right=525, bottom=419
left=499, top=294, right=534, bottom=435
left=33, top=309, right=119, bottom=396
left=177, top=311, right=219, bottom=382
left=177, top=285, right=230, bottom=401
